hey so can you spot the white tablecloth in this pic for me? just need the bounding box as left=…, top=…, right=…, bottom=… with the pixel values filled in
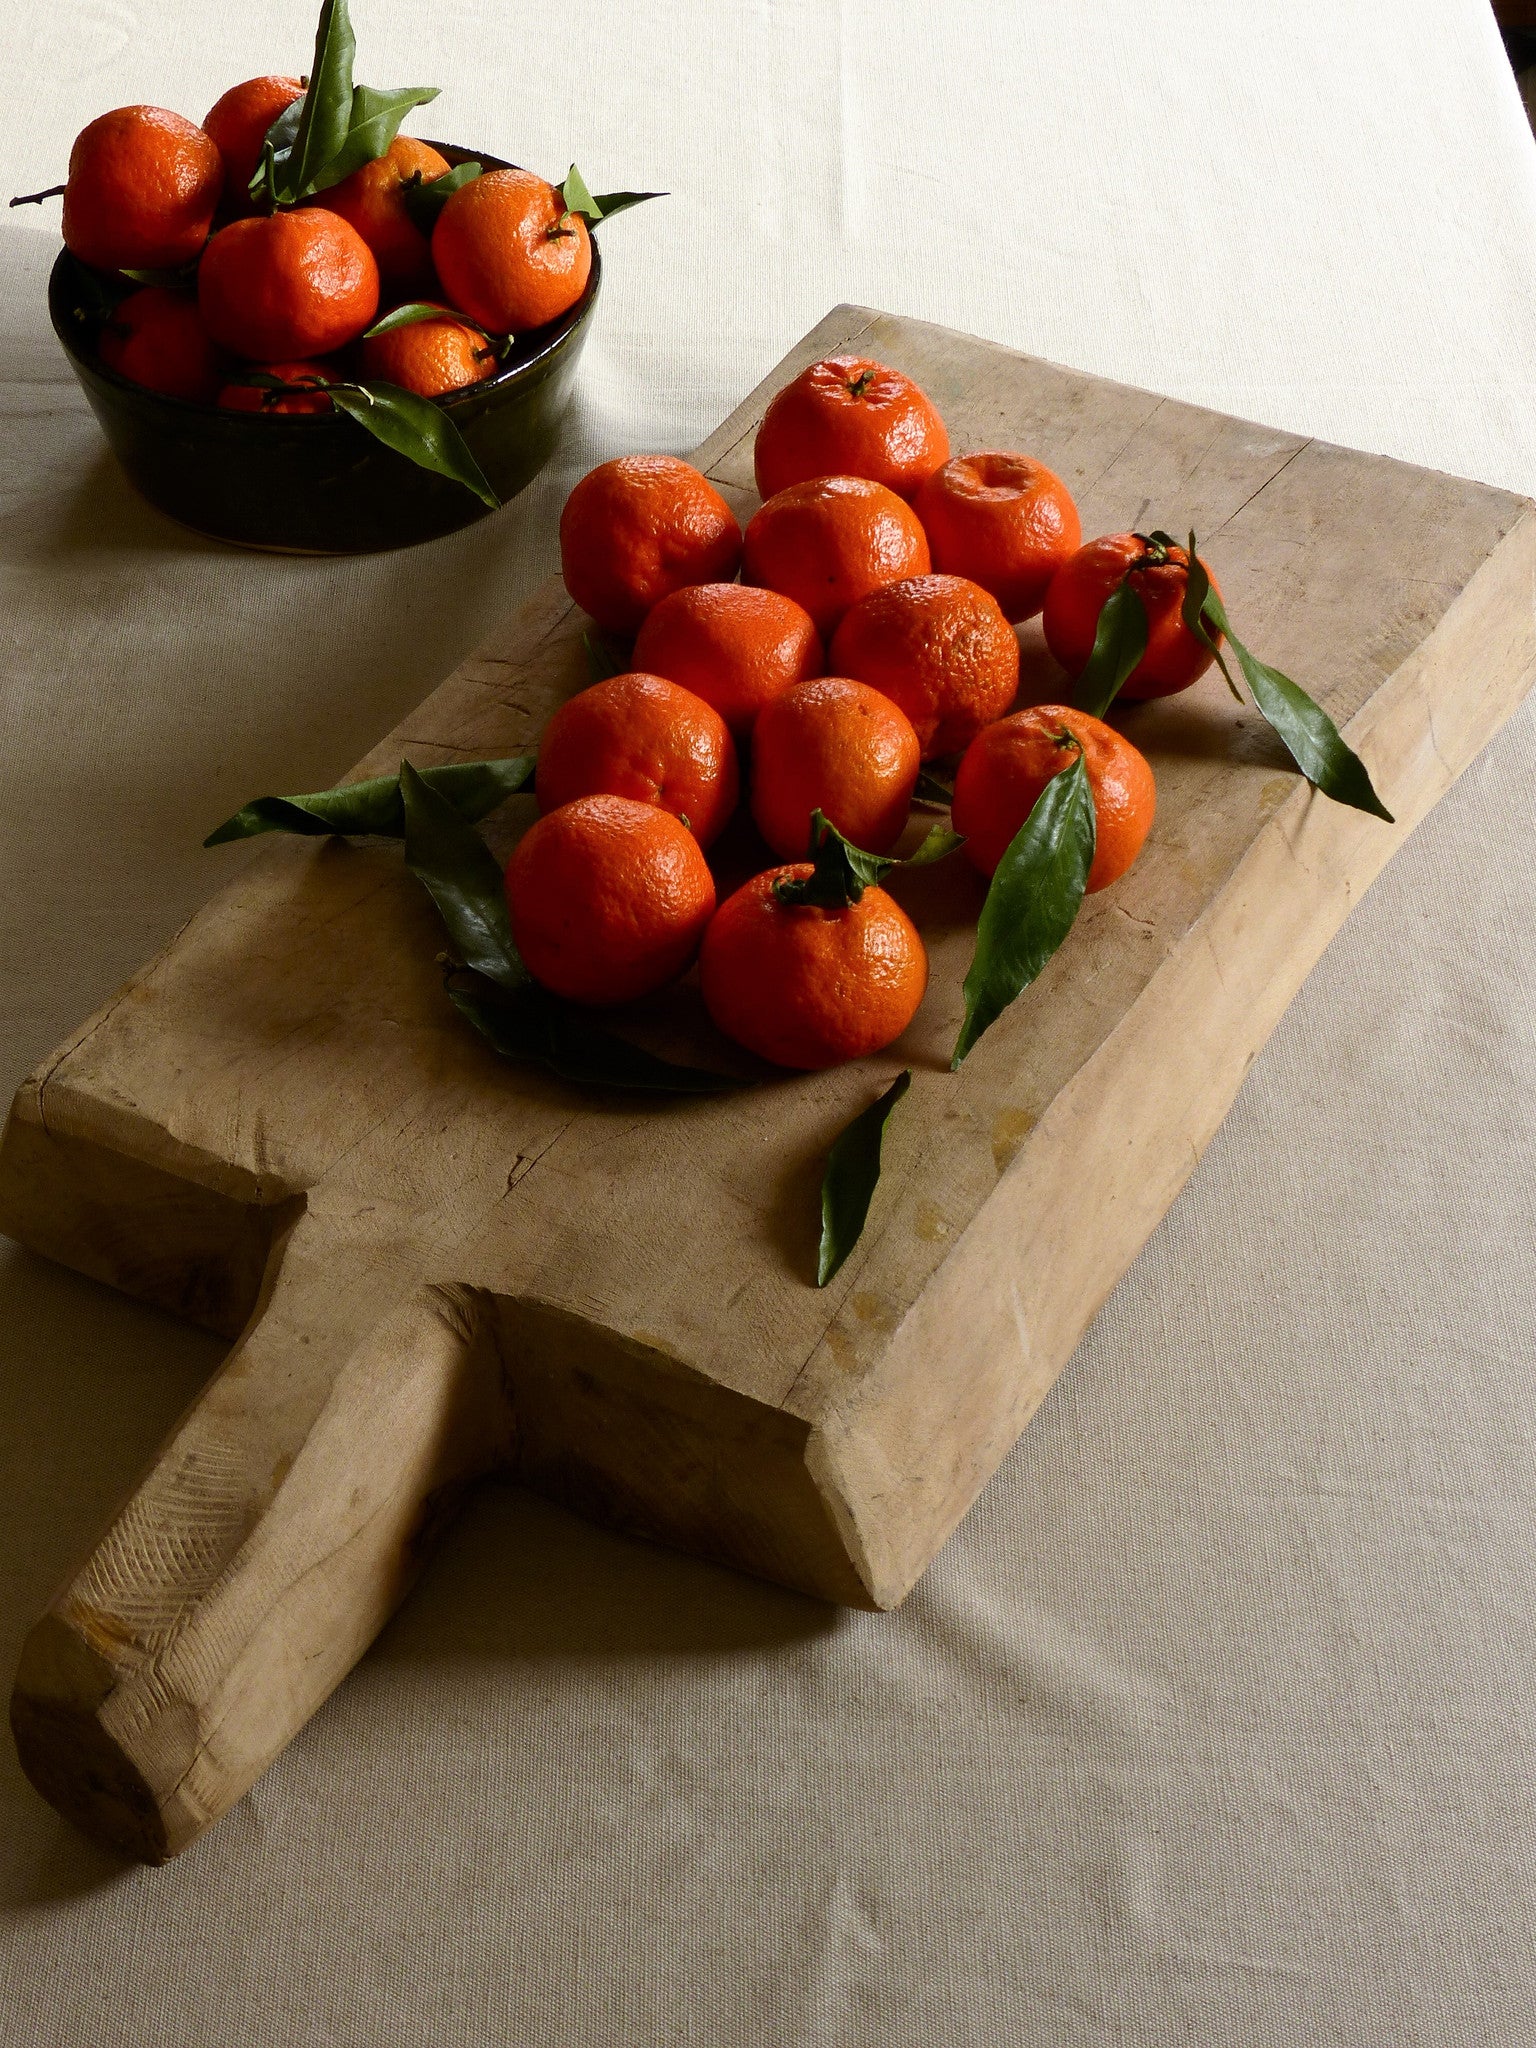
left=3, top=4, right=1536, bottom=2041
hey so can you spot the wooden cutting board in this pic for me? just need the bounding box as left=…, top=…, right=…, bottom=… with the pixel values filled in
left=6, top=304, right=1534, bottom=1863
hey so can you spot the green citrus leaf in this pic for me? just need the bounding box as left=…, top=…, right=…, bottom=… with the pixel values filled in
left=329, top=380, right=499, bottom=508
left=204, top=756, right=533, bottom=846
left=587, top=189, right=666, bottom=221
left=559, top=165, right=665, bottom=224
left=447, top=975, right=739, bottom=1094
left=362, top=300, right=486, bottom=340
left=560, top=163, right=599, bottom=219
left=399, top=159, right=482, bottom=232
left=1071, top=578, right=1149, bottom=719
left=582, top=628, right=629, bottom=681
left=1183, top=535, right=1393, bottom=822
left=1176, top=541, right=1245, bottom=705
left=905, top=823, right=966, bottom=866
left=247, top=94, right=307, bottom=205
left=400, top=762, right=527, bottom=991
left=303, top=82, right=440, bottom=194
left=913, top=767, right=956, bottom=809
left=281, top=0, right=357, bottom=203
left=818, top=1069, right=911, bottom=1286
left=774, top=811, right=963, bottom=909
left=952, top=752, right=1095, bottom=1067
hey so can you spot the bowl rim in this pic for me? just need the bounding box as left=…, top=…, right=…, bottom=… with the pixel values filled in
left=47, top=141, right=603, bottom=425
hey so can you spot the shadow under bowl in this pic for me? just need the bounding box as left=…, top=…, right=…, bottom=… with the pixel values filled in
left=47, top=144, right=601, bottom=555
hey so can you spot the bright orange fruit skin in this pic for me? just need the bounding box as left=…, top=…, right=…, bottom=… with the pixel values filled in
left=753, top=354, right=950, bottom=502
left=700, top=869, right=927, bottom=1070
left=751, top=678, right=919, bottom=861
left=535, top=672, right=740, bottom=847
left=632, top=583, right=824, bottom=737
left=432, top=168, right=591, bottom=332
left=202, top=76, right=304, bottom=208
left=560, top=456, right=743, bottom=635
left=913, top=453, right=1081, bottom=624
left=217, top=359, right=335, bottom=414
left=97, top=287, right=221, bottom=404
left=742, top=475, right=931, bottom=638
left=321, top=136, right=450, bottom=291
left=950, top=704, right=1156, bottom=893
left=360, top=307, right=496, bottom=397
left=830, top=572, right=1020, bottom=758
left=504, top=794, right=716, bottom=1006
left=198, top=209, right=379, bottom=360
left=1042, top=534, right=1222, bottom=700
left=62, top=106, right=224, bottom=271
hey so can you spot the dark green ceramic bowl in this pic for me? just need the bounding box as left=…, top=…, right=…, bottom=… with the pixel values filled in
left=47, top=145, right=600, bottom=554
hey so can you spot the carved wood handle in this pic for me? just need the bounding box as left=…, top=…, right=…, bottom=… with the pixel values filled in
left=10, top=1223, right=509, bottom=1862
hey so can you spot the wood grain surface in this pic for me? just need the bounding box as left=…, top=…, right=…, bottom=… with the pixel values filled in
left=5, top=303, right=1533, bottom=1860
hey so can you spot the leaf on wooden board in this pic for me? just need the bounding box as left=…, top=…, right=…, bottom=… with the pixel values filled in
left=1071, top=577, right=1150, bottom=719
left=329, top=380, right=500, bottom=508
left=205, top=756, right=534, bottom=846
left=913, top=766, right=956, bottom=809
left=1181, top=533, right=1393, bottom=822
left=582, top=628, right=630, bottom=682
left=399, top=159, right=483, bottom=232
left=400, top=762, right=527, bottom=991
left=773, top=811, right=964, bottom=910
left=952, top=751, right=1095, bottom=1067
left=817, top=1069, right=912, bottom=1286
left=450, top=977, right=740, bottom=1094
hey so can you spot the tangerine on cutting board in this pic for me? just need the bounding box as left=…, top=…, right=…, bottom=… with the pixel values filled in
left=504, top=795, right=716, bottom=1006
left=321, top=136, right=450, bottom=292
left=951, top=704, right=1156, bottom=892
left=360, top=307, right=497, bottom=397
left=750, top=678, right=920, bottom=861
left=432, top=167, right=590, bottom=332
left=97, top=287, right=220, bottom=404
left=700, top=869, right=928, bottom=1070
left=198, top=208, right=380, bottom=360
left=201, top=76, right=304, bottom=208
left=742, top=475, right=931, bottom=638
left=632, top=583, right=824, bottom=737
left=829, top=572, right=1020, bottom=758
left=560, top=456, right=743, bottom=635
left=61, top=106, right=224, bottom=272
left=535, top=672, right=740, bottom=847
left=1042, top=533, right=1222, bottom=699
left=752, top=354, right=949, bottom=502
left=913, top=452, right=1081, bottom=623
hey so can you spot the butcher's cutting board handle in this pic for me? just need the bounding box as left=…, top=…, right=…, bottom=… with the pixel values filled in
left=9, top=1221, right=510, bottom=1862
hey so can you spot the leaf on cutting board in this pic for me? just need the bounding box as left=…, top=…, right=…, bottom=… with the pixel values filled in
left=817, top=1069, right=912, bottom=1286
left=448, top=976, right=741, bottom=1095
left=1181, top=535, right=1393, bottom=821
left=773, top=810, right=964, bottom=910
left=205, top=756, right=534, bottom=847
left=400, top=762, right=527, bottom=991
left=1071, top=577, right=1150, bottom=720
left=952, top=750, right=1095, bottom=1067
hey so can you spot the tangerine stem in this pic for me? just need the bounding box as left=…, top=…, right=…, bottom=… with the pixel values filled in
left=9, top=184, right=66, bottom=207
